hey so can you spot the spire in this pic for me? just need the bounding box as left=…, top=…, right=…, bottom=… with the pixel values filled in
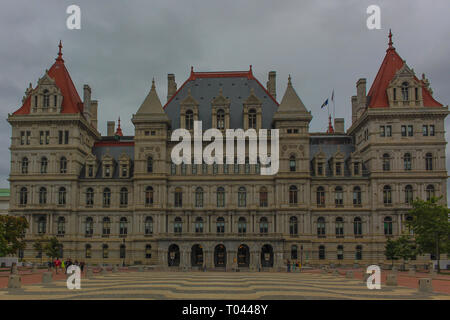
left=134, top=78, right=170, bottom=122
left=115, top=117, right=123, bottom=137
left=276, top=76, right=308, bottom=113
left=387, top=29, right=394, bottom=51
left=56, top=40, right=64, bottom=63
left=327, top=114, right=334, bottom=134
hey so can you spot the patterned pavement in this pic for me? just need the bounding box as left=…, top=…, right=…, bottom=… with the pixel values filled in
left=1, top=271, right=449, bottom=300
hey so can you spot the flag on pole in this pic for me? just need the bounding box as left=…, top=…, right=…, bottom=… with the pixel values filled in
left=331, top=89, right=334, bottom=103
left=321, top=98, right=328, bottom=109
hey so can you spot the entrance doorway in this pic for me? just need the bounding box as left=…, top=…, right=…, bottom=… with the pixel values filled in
left=261, top=244, right=273, bottom=268
left=191, top=244, right=203, bottom=267
left=237, top=244, right=250, bottom=267
left=214, top=244, right=227, bottom=268
left=168, top=244, right=180, bottom=267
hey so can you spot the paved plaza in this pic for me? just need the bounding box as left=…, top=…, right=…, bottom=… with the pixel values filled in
left=0, top=269, right=449, bottom=300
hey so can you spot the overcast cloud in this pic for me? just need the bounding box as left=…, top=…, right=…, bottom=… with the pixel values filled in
left=0, top=0, right=449, bottom=199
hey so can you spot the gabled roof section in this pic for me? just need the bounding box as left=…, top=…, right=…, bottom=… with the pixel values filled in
left=367, top=31, right=443, bottom=108
left=13, top=41, right=84, bottom=115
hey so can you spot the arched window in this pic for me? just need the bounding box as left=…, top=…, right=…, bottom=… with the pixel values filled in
left=426, top=185, right=435, bottom=201
left=335, top=186, right=343, bottom=206
left=401, top=82, right=409, bottom=101
left=85, top=217, right=93, bottom=236
left=119, top=217, right=128, bottom=235
left=405, top=185, right=413, bottom=204
left=102, top=217, right=110, bottom=235
left=19, top=187, right=28, bottom=205
left=289, top=216, right=298, bottom=235
left=120, top=187, right=128, bottom=206
left=39, top=187, right=47, bottom=204
left=145, top=186, right=154, bottom=206
left=317, top=186, right=325, bottom=206
left=86, top=188, right=94, bottom=206
left=217, top=109, right=225, bottom=129
left=43, top=89, right=50, bottom=108
left=195, top=217, right=204, bottom=233
left=21, top=157, right=28, bottom=174
left=384, top=216, right=393, bottom=235
left=216, top=217, right=225, bottom=233
left=335, top=217, right=344, bottom=237
left=185, top=110, right=194, bottom=130
left=238, top=217, right=247, bottom=234
left=291, top=245, right=298, bottom=260
left=353, top=186, right=361, bottom=205
left=103, top=188, right=111, bottom=207
left=217, top=187, right=225, bottom=207
left=404, top=153, right=412, bottom=171
left=259, top=186, right=268, bottom=207
left=238, top=187, right=246, bottom=207
left=259, top=217, right=268, bottom=234
left=355, top=245, right=362, bottom=260
left=40, top=157, right=48, bottom=174
left=382, top=153, right=391, bottom=171
left=38, top=216, right=46, bottom=234
left=383, top=185, right=392, bottom=204
left=58, top=187, right=66, bottom=205
left=174, top=217, right=182, bottom=234
left=289, top=155, right=296, bottom=172
left=353, top=217, right=362, bottom=236
left=425, top=153, right=433, bottom=171
left=317, top=217, right=325, bottom=237
left=289, top=185, right=298, bottom=205
left=248, top=108, right=256, bottom=129
left=57, top=217, right=65, bottom=235
left=337, top=245, right=344, bottom=260
left=145, top=217, right=153, bottom=235
left=147, top=156, right=153, bottom=173
left=102, top=244, right=109, bottom=258
left=195, top=187, right=203, bottom=208
left=174, top=187, right=182, bottom=207
left=145, top=245, right=152, bottom=259
left=60, top=157, right=67, bottom=173
left=318, top=245, right=325, bottom=260
left=85, top=244, right=92, bottom=259
left=120, top=244, right=126, bottom=259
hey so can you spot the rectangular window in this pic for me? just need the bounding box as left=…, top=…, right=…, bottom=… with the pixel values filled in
left=335, top=162, right=341, bottom=176
left=58, top=131, right=63, bottom=144
left=393, top=88, right=397, bottom=100
left=386, top=125, right=392, bottom=137
left=45, top=131, right=50, bottom=144
left=415, top=88, right=418, bottom=100
left=40, top=131, right=44, bottom=145
left=88, top=165, right=93, bottom=177
left=64, top=131, right=69, bottom=144
left=26, top=131, right=31, bottom=145
left=407, top=125, right=413, bottom=137
left=423, top=125, right=428, bottom=136
left=354, top=162, right=359, bottom=175
left=380, top=126, right=385, bottom=137
left=20, top=132, right=25, bottom=145
left=401, top=125, right=407, bottom=137
left=430, top=125, right=435, bottom=136
left=317, top=163, right=323, bottom=176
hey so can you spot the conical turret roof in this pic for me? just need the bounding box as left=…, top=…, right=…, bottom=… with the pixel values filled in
left=273, top=76, right=311, bottom=121
left=133, top=79, right=170, bottom=123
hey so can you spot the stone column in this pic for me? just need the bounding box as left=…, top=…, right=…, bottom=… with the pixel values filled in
left=250, top=250, right=259, bottom=271
left=227, top=250, right=236, bottom=271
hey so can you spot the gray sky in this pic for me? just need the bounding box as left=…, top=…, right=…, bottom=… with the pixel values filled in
left=0, top=0, right=449, bottom=199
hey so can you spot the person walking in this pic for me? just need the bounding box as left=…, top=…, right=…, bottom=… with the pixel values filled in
left=287, top=259, right=291, bottom=272
left=61, top=260, right=66, bottom=274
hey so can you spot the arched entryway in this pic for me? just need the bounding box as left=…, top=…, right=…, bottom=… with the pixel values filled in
left=168, top=244, right=180, bottom=267
left=261, top=244, right=274, bottom=268
left=237, top=244, right=250, bottom=268
left=191, top=244, right=203, bottom=267
left=214, top=244, right=227, bottom=268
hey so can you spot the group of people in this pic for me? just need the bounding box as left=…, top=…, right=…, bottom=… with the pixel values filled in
left=47, top=258, right=85, bottom=274
left=286, top=260, right=301, bottom=272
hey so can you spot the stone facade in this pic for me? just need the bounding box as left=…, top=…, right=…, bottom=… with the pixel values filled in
left=7, top=35, right=448, bottom=269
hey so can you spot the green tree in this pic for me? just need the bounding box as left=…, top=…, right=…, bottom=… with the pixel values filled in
left=394, top=235, right=416, bottom=269
left=385, top=238, right=398, bottom=266
left=33, top=238, right=46, bottom=265
left=0, top=216, right=28, bottom=257
left=406, top=197, right=450, bottom=273
left=44, top=237, right=62, bottom=260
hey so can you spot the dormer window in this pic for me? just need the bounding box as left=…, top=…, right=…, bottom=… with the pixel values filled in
left=248, top=109, right=257, bottom=129
left=401, top=82, right=409, bottom=101
left=353, top=162, right=359, bottom=175
left=43, top=90, right=50, bottom=108
left=88, top=165, right=94, bottom=177
left=185, top=110, right=194, bottom=130
left=335, top=162, right=342, bottom=176
left=105, top=165, right=111, bottom=177
left=317, top=162, right=323, bottom=176
left=217, top=109, right=225, bottom=129
left=121, top=165, right=128, bottom=178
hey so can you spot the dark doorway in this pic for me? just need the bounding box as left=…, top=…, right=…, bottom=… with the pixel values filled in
left=214, top=244, right=227, bottom=268
left=191, top=244, right=203, bottom=267
left=237, top=244, right=250, bottom=267
left=168, top=244, right=180, bottom=267
left=261, top=244, right=274, bottom=268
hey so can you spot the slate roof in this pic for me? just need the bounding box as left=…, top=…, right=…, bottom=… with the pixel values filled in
left=163, top=68, right=279, bottom=129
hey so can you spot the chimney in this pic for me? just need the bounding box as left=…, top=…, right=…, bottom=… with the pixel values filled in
left=107, top=121, right=115, bottom=136
left=167, top=74, right=177, bottom=101
left=351, top=95, right=357, bottom=123
left=83, top=85, right=92, bottom=121
left=91, top=100, right=98, bottom=130
left=266, top=71, right=276, bottom=99
left=356, top=78, right=367, bottom=107
left=334, top=118, right=345, bottom=134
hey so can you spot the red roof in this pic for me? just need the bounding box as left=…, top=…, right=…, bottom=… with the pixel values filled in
left=164, top=65, right=279, bottom=108
left=367, top=31, right=442, bottom=108
left=13, top=41, right=84, bottom=115
left=94, top=141, right=134, bottom=147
